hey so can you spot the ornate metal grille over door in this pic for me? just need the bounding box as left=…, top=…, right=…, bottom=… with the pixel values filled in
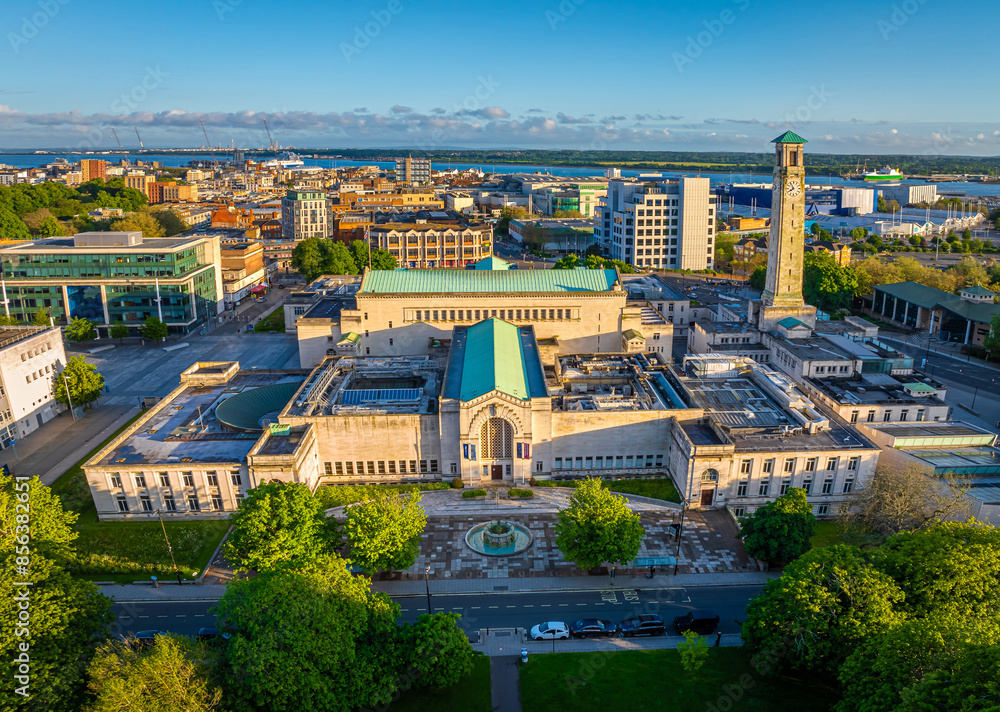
left=480, top=418, right=513, bottom=459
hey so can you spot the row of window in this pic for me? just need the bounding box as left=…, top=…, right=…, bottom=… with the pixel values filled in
left=734, top=477, right=854, bottom=498
left=739, top=455, right=859, bottom=476
left=25, top=363, right=53, bottom=383
left=554, top=454, right=664, bottom=470
left=326, top=460, right=439, bottom=476
left=20, top=342, right=54, bottom=361
left=814, top=365, right=851, bottom=375
left=108, top=469, right=242, bottom=490
left=411, top=308, right=576, bottom=323
left=849, top=409, right=926, bottom=423
left=733, top=504, right=832, bottom=517
left=115, top=492, right=232, bottom=513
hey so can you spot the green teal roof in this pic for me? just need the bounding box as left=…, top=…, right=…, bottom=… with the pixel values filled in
left=460, top=319, right=529, bottom=401
left=622, top=329, right=645, bottom=341
left=215, top=382, right=304, bottom=432
left=472, top=256, right=512, bottom=271
left=777, top=317, right=810, bottom=329
left=338, top=332, right=361, bottom=345
left=875, top=281, right=1000, bottom=325
left=962, top=285, right=996, bottom=296
left=902, top=382, right=937, bottom=393
left=772, top=131, right=808, bottom=144
left=359, top=268, right=618, bottom=294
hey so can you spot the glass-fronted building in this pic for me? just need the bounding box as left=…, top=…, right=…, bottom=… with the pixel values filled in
left=0, top=232, right=223, bottom=335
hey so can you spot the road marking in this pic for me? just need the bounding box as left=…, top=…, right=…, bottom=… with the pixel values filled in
left=119, top=616, right=131, bottom=620
left=523, top=605, right=534, bottom=608
left=400, top=609, right=409, bottom=612
left=157, top=615, right=168, bottom=618
left=471, top=606, right=481, bottom=610
left=454, top=607, right=463, bottom=610
left=558, top=604, right=568, bottom=607
left=194, top=615, right=205, bottom=618
left=576, top=603, right=586, bottom=606
left=540, top=604, right=551, bottom=607
left=506, top=605, right=516, bottom=608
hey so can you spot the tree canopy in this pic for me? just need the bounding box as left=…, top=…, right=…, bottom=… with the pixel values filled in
left=139, top=316, right=168, bottom=342
left=64, top=317, right=97, bottom=342
left=54, top=356, right=105, bottom=408
left=292, top=237, right=359, bottom=282
left=554, top=478, right=645, bottom=570
left=224, top=481, right=334, bottom=573
left=344, top=489, right=427, bottom=574
left=348, top=239, right=397, bottom=270
left=738, top=487, right=816, bottom=563
left=802, top=252, right=858, bottom=312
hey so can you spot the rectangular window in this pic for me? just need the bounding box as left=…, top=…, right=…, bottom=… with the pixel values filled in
left=335, top=462, right=344, bottom=475
left=737, top=481, right=748, bottom=497
left=762, top=459, right=774, bottom=474
left=883, top=410, right=892, bottom=422
left=867, top=410, right=875, bottom=422
left=163, top=496, right=176, bottom=512
left=900, top=410, right=909, bottom=422
left=388, top=461, right=396, bottom=475
left=140, top=496, right=152, bottom=512
left=206, top=472, right=218, bottom=487
left=536, top=461, right=543, bottom=472
left=850, top=410, right=859, bottom=424
left=802, top=479, right=812, bottom=495
left=585, top=456, right=593, bottom=469
left=346, top=462, right=354, bottom=475
left=843, top=480, right=854, bottom=494
left=826, top=457, right=838, bottom=471
left=576, top=457, right=584, bottom=469
left=732, top=507, right=745, bottom=517
left=784, top=458, right=796, bottom=473
left=116, top=496, right=129, bottom=513
left=554, top=457, right=563, bottom=469
left=848, top=457, right=860, bottom=471
left=450, top=462, right=457, bottom=474
left=410, top=460, right=417, bottom=473
left=816, top=504, right=829, bottom=515
left=916, top=409, right=925, bottom=422
left=805, top=458, right=817, bottom=472
left=367, top=461, right=375, bottom=475
left=187, top=495, right=200, bottom=511
left=357, top=461, right=364, bottom=475
left=110, top=473, right=122, bottom=489
left=182, top=472, right=194, bottom=487
left=212, top=496, right=224, bottom=511
left=399, top=460, right=407, bottom=474
left=740, top=459, right=752, bottom=474
left=231, top=473, right=242, bottom=486
left=758, top=481, right=770, bottom=497
left=822, top=479, right=833, bottom=495
left=430, top=460, right=438, bottom=473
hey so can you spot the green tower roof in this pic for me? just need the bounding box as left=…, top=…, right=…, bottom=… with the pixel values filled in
left=772, top=131, right=808, bottom=144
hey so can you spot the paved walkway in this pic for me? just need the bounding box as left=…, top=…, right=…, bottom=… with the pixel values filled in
left=7, top=404, right=138, bottom=483
left=490, top=656, right=522, bottom=712
left=97, top=571, right=776, bottom=602
left=475, top=628, right=743, bottom=657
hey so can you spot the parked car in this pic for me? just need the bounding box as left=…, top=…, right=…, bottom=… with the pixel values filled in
left=619, top=614, right=666, bottom=637
left=123, top=630, right=167, bottom=649
left=530, top=621, right=570, bottom=640
left=196, top=627, right=231, bottom=643
left=570, top=619, right=617, bottom=638
left=673, top=610, right=720, bottom=635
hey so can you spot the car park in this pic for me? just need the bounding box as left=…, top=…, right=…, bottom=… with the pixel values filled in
left=673, top=610, right=720, bottom=635
left=619, top=614, right=666, bottom=637
left=569, top=619, right=617, bottom=638
left=530, top=621, right=570, bottom=640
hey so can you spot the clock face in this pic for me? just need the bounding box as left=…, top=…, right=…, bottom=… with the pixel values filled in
left=785, top=179, right=802, bottom=197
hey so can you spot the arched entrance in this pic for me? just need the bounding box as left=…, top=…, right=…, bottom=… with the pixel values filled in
left=481, top=417, right=513, bottom=480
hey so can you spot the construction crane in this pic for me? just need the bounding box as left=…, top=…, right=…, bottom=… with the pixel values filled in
left=134, top=126, right=144, bottom=150
left=110, top=128, right=129, bottom=167
left=262, top=119, right=277, bottom=151
left=199, top=119, right=218, bottom=169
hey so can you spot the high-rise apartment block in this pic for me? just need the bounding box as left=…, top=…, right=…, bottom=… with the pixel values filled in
left=595, top=177, right=715, bottom=270
left=395, top=156, right=432, bottom=185
left=282, top=188, right=330, bottom=241
left=80, top=159, right=107, bottom=183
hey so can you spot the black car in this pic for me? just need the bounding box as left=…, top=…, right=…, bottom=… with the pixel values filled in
left=619, top=614, right=666, bottom=637
left=673, top=610, right=721, bottom=635
left=196, top=627, right=231, bottom=643
left=128, top=630, right=167, bottom=649
left=569, top=619, right=617, bottom=638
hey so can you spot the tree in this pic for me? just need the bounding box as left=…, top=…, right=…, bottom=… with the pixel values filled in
left=65, top=316, right=97, bottom=342
left=110, top=211, right=165, bottom=237
left=344, top=490, right=427, bottom=574
left=741, top=545, right=905, bottom=674
left=152, top=209, right=187, bottom=236
left=877, top=195, right=887, bottom=213
left=224, top=481, right=334, bottom=573
left=370, top=247, right=397, bottom=270
left=552, top=254, right=580, bottom=270
left=215, top=554, right=401, bottom=712
left=803, top=252, right=859, bottom=312
left=846, top=462, right=970, bottom=537
left=738, top=487, right=816, bottom=563
left=32, top=307, right=51, bottom=326
left=109, top=321, right=130, bottom=344
left=140, top=316, right=168, bottom=342
left=749, top=264, right=766, bottom=291
left=1, top=475, right=79, bottom=562
left=871, top=522, right=1000, bottom=619
left=37, top=215, right=64, bottom=237
left=496, top=205, right=528, bottom=235
left=554, top=478, right=645, bottom=571
left=894, top=641, right=1000, bottom=712
left=347, top=239, right=397, bottom=270
left=0, top=206, right=31, bottom=239
left=983, top=313, right=1000, bottom=362
left=0, top=553, right=114, bottom=709
left=401, top=613, right=476, bottom=690
left=714, top=232, right=738, bottom=269
left=0, top=314, right=21, bottom=326
left=54, top=355, right=105, bottom=408
left=85, top=635, right=223, bottom=712
left=292, top=237, right=358, bottom=282
left=835, top=615, right=1000, bottom=712
left=677, top=631, right=710, bottom=674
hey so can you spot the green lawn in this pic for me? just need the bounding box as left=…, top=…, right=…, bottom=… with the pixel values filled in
left=390, top=654, right=491, bottom=712
left=520, top=648, right=839, bottom=712
left=49, top=412, right=231, bottom=582
left=810, top=520, right=882, bottom=550
left=535, top=478, right=681, bottom=503
left=250, top=308, right=286, bottom=333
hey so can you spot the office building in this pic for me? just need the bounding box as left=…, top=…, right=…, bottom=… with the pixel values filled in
left=395, top=157, right=432, bottom=185
left=80, top=159, right=107, bottom=183
left=282, top=188, right=330, bottom=240
left=125, top=173, right=151, bottom=197
left=595, top=177, right=716, bottom=270
left=0, top=326, right=68, bottom=445
left=0, top=232, right=223, bottom=334
left=220, top=242, right=267, bottom=306
left=368, top=217, right=493, bottom=269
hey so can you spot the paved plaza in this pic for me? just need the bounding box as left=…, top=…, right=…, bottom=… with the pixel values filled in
left=331, top=488, right=755, bottom=581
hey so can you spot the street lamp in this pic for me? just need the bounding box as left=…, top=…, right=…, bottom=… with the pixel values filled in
left=424, top=565, right=432, bottom=615
left=673, top=503, right=686, bottom=576
left=62, top=372, right=76, bottom=421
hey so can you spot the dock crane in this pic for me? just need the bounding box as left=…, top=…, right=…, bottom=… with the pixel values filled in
left=262, top=119, right=277, bottom=151
left=199, top=119, right=218, bottom=169
left=134, top=126, right=144, bottom=150
left=111, top=128, right=129, bottom=167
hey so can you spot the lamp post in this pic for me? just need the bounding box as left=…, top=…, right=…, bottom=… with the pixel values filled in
left=62, top=373, right=76, bottom=421
left=156, top=509, right=183, bottom=585
left=424, top=565, right=432, bottom=615
left=673, top=503, right=686, bottom=576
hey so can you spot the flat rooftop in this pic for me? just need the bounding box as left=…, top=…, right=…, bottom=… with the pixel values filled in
left=286, top=356, right=442, bottom=416
left=0, top=326, right=54, bottom=350
left=555, top=353, right=688, bottom=411
left=94, top=372, right=305, bottom=466
left=697, top=321, right=761, bottom=335
left=358, top=268, right=619, bottom=295
left=301, top=295, right=356, bottom=321
left=1, top=235, right=207, bottom=252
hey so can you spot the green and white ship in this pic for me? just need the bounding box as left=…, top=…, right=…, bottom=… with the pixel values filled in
left=862, top=166, right=903, bottom=182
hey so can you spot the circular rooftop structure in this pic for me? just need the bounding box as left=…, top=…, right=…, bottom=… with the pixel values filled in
left=215, top=382, right=302, bottom=433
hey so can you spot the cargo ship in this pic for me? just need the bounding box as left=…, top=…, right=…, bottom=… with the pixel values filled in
left=862, top=166, right=903, bottom=182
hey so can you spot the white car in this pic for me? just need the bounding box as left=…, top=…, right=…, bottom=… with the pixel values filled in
left=530, top=621, right=570, bottom=641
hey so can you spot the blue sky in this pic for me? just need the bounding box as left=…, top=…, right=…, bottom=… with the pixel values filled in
left=1, top=0, right=998, bottom=154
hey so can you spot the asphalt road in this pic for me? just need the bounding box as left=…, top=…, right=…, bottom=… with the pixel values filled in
left=880, top=336, right=998, bottom=393
left=111, top=584, right=763, bottom=638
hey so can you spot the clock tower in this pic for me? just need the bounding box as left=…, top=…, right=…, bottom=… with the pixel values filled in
left=757, top=131, right=817, bottom=331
